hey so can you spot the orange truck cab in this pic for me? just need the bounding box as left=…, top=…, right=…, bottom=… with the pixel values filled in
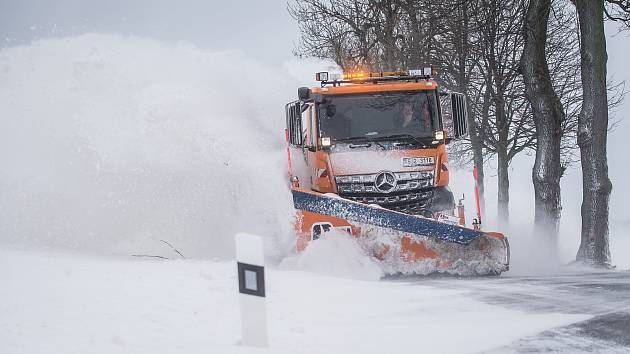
left=285, top=69, right=469, bottom=221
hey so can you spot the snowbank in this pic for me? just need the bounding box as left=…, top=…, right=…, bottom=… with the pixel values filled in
left=0, top=34, right=305, bottom=259
left=279, top=233, right=383, bottom=281
left=0, top=249, right=591, bottom=354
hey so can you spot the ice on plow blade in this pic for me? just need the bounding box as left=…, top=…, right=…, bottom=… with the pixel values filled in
left=291, top=188, right=510, bottom=276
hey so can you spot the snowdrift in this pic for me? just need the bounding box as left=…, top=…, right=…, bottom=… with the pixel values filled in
left=279, top=233, right=383, bottom=280
left=2, top=248, right=593, bottom=354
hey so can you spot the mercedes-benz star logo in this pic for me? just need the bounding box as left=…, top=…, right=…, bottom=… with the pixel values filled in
left=375, top=171, right=397, bottom=193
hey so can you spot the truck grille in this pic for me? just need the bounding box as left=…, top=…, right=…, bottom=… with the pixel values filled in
left=335, top=171, right=434, bottom=215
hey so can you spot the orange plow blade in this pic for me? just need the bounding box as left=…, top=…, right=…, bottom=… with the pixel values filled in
left=292, top=188, right=509, bottom=276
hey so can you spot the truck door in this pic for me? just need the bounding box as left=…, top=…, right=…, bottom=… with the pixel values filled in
left=285, top=101, right=313, bottom=189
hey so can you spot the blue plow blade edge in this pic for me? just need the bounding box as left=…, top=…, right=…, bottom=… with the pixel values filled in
left=292, top=188, right=483, bottom=245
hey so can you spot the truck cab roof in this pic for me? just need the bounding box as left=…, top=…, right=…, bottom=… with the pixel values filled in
left=312, top=80, right=438, bottom=95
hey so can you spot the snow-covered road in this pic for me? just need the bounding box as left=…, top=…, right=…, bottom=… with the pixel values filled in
left=418, top=272, right=630, bottom=353
left=2, top=249, right=628, bottom=354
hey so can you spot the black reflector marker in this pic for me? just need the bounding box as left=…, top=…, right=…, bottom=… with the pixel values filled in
left=237, top=262, right=265, bottom=297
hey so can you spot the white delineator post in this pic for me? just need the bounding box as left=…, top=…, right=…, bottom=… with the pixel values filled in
left=235, top=233, right=268, bottom=347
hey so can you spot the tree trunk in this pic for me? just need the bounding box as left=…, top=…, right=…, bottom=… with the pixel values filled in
left=575, top=0, right=612, bottom=267
left=470, top=116, right=486, bottom=218
left=457, top=3, right=486, bottom=219
left=497, top=148, right=510, bottom=224
left=521, top=0, right=564, bottom=239
left=467, top=92, right=486, bottom=218
left=479, top=87, right=494, bottom=219
left=495, top=84, right=510, bottom=225
left=457, top=4, right=486, bottom=221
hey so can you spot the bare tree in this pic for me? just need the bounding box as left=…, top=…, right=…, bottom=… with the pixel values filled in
left=570, top=0, right=629, bottom=266
left=433, top=0, right=489, bottom=216
left=290, top=0, right=380, bottom=70
left=546, top=3, right=584, bottom=167
left=455, top=0, right=584, bottom=227
left=520, top=0, right=565, bottom=239
left=472, top=0, right=536, bottom=224
left=604, top=0, right=630, bottom=29
left=574, top=0, right=613, bottom=266
left=369, top=0, right=404, bottom=70
left=521, top=0, right=623, bottom=248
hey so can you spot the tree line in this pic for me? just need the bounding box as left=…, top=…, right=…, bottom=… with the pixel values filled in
left=289, top=0, right=629, bottom=266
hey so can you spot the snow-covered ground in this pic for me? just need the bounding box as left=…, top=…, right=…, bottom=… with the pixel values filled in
left=1, top=248, right=594, bottom=354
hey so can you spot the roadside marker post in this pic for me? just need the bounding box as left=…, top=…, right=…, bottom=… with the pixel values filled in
left=235, top=233, right=268, bottom=347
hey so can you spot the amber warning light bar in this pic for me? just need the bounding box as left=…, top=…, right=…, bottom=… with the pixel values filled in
left=315, top=67, right=436, bottom=82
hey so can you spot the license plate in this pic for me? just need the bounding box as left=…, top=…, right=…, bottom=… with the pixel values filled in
left=401, top=156, right=434, bottom=167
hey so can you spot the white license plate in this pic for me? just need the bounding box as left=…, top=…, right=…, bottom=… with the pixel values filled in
left=401, top=156, right=434, bottom=167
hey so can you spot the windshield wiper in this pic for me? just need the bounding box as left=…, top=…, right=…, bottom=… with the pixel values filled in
left=335, top=136, right=387, bottom=150
left=373, top=141, right=386, bottom=150
left=335, top=136, right=372, bottom=143
left=373, top=134, right=428, bottom=147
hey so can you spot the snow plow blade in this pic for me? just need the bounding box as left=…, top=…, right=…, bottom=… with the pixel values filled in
left=293, top=188, right=482, bottom=244
left=292, top=188, right=510, bottom=276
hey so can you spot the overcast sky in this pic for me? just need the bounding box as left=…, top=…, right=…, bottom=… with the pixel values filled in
left=0, top=0, right=300, bottom=64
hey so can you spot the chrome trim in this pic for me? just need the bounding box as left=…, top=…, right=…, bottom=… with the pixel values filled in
left=335, top=170, right=434, bottom=194
left=374, top=171, right=397, bottom=193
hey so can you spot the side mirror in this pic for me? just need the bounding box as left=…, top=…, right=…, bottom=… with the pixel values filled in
left=451, top=93, right=468, bottom=138
left=285, top=101, right=303, bottom=147
left=440, top=92, right=468, bottom=140
left=298, top=87, right=311, bottom=101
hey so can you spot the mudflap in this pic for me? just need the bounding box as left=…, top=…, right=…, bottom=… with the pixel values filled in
left=292, top=187, right=510, bottom=276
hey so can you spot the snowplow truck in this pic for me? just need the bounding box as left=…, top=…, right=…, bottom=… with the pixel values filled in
left=285, top=69, right=509, bottom=275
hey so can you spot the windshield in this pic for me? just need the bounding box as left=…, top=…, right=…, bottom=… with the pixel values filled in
left=318, top=90, right=439, bottom=142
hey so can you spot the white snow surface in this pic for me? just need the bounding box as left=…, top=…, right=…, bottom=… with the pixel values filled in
left=0, top=249, right=589, bottom=354
left=279, top=233, right=384, bottom=281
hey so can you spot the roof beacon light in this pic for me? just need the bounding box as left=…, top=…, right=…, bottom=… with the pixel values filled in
left=315, top=67, right=436, bottom=82
left=343, top=72, right=367, bottom=79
